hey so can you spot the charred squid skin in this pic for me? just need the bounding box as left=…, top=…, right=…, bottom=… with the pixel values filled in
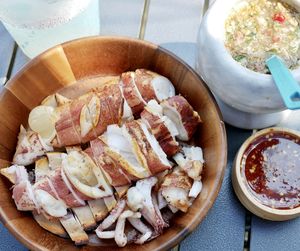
left=87, top=139, right=132, bottom=187
left=134, top=69, right=158, bottom=102
left=141, top=108, right=180, bottom=157
left=121, top=72, right=146, bottom=116
left=161, top=95, right=201, bottom=141
left=124, top=120, right=171, bottom=175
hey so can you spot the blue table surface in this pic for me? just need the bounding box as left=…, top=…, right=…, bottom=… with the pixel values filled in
left=1, top=1, right=300, bottom=250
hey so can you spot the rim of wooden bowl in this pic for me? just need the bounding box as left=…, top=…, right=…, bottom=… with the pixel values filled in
left=232, top=127, right=300, bottom=221
left=1, top=36, right=227, bottom=250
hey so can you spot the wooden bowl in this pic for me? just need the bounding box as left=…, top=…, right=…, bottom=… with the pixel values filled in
left=0, top=36, right=227, bottom=250
left=232, top=127, right=300, bottom=221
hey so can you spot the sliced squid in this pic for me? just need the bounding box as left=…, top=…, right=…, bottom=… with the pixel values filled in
left=34, top=163, right=86, bottom=209
left=41, top=94, right=57, bottom=108
left=72, top=205, right=96, bottom=230
left=142, top=100, right=180, bottom=155
left=35, top=153, right=105, bottom=232
left=115, top=185, right=130, bottom=198
left=126, top=187, right=144, bottom=212
left=120, top=72, right=146, bottom=116
left=34, top=177, right=60, bottom=201
left=160, top=167, right=193, bottom=212
left=49, top=168, right=85, bottom=207
left=88, top=138, right=132, bottom=187
left=12, top=180, right=38, bottom=211
left=127, top=217, right=152, bottom=236
left=79, top=105, right=93, bottom=138
left=88, top=199, right=108, bottom=222
left=135, top=69, right=175, bottom=102
left=62, top=151, right=113, bottom=199
left=46, top=152, right=65, bottom=170
left=161, top=95, right=201, bottom=141
left=135, top=231, right=152, bottom=245
left=6, top=166, right=39, bottom=212
left=102, top=126, right=150, bottom=179
left=60, top=212, right=89, bottom=245
left=54, top=104, right=81, bottom=147
left=13, top=126, right=53, bottom=166
left=157, top=190, right=168, bottom=210
left=70, top=96, right=96, bottom=144
left=41, top=93, right=71, bottom=108
left=119, top=84, right=134, bottom=121
left=53, top=82, right=123, bottom=147
left=95, top=199, right=126, bottom=233
left=124, top=120, right=171, bottom=175
left=173, top=146, right=204, bottom=180
left=134, top=177, right=167, bottom=234
left=105, top=79, right=124, bottom=125
left=87, top=95, right=101, bottom=127
left=35, top=157, right=50, bottom=181
left=34, top=189, right=67, bottom=217
left=28, top=105, right=57, bottom=143
left=55, top=93, right=71, bottom=106
left=103, top=195, right=118, bottom=212
left=96, top=230, right=115, bottom=239
left=134, top=69, right=158, bottom=102
left=79, top=95, right=100, bottom=138
left=0, top=164, right=28, bottom=184
left=115, top=210, right=141, bottom=247
left=32, top=211, right=67, bottom=238
left=189, top=180, right=203, bottom=198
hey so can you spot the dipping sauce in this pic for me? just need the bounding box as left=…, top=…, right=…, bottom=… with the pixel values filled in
left=225, top=0, right=300, bottom=73
left=241, top=131, right=300, bottom=209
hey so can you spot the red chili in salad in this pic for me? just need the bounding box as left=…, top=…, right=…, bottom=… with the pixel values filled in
left=273, top=13, right=286, bottom=23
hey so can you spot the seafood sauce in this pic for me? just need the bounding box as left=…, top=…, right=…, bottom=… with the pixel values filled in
left=241, top=131, right=300, bottom=209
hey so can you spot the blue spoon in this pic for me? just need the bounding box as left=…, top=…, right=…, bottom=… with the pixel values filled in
left=266, top=55, right=300, bottom=110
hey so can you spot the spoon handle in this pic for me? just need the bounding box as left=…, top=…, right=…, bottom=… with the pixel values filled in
left=266, top=55, right=300, bottom=110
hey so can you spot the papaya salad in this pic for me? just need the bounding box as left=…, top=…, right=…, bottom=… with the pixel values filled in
left=225, top=0, right=300, bottom=73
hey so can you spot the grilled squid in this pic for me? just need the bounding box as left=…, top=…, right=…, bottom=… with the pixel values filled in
left=160, top=167, right=193, bottom=213
left=161, top=95, right=201, bottom=141
left=2, top=68, right=208, bottom=248
left=141, top=100, right=179, bottom=156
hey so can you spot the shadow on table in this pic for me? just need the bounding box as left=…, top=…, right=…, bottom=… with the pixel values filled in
left=180, top=124, right=252, bottom=251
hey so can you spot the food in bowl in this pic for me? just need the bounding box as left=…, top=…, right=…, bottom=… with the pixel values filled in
left=241, top=129, right=300, bottom=209
left=1, top=69, right=205, bottom=247
left=233, top=127, right=300, bottom=221
left=225, top=0, right=300, bottom=73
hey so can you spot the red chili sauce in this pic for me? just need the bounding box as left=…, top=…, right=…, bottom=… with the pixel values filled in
left=241, top=131, right=300, bottom=209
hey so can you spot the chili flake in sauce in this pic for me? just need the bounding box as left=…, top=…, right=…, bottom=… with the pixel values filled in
left=241, top=131, right=300, bottom=209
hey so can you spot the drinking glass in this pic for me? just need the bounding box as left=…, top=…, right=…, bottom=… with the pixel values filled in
left=0, top=0, right=100, bottom=58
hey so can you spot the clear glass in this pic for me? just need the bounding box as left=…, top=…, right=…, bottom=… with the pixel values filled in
left=0, top=0, right=100, bottom=58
